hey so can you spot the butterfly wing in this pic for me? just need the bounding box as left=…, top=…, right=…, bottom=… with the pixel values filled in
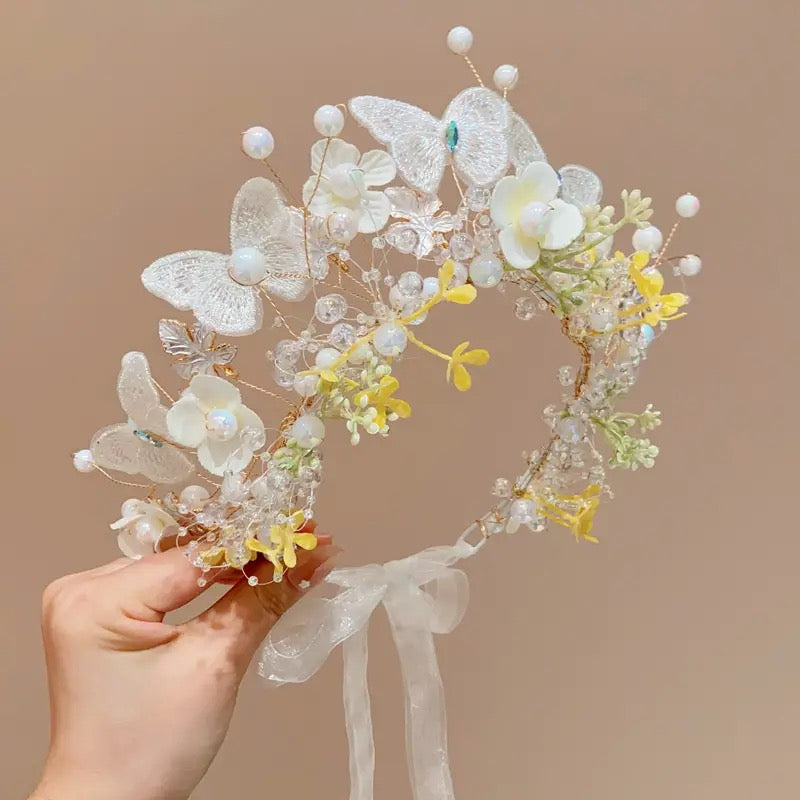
left=90, top=423, right=144, bottom=476
left=230, top=177, right=286, bottom=250
left=192, top=274, right=263, bottom=336
left=446, top=88, right=511, bottom=187
left=508, top=112, right=548, bottom=172
left=117, top=352, right=162, bottom=429
left=558, top=164, right=603, bottom=208
left=230, top=178, right=311, bottom=303
left=137, top=436, right=194, bottom=484
left=142, top=250, right=228, bottom=313
left=349, top=96, right=444, bottom=195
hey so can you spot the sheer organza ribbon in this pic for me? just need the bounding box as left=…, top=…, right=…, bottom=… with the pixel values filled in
left=258, top=534, right=483, bottom=800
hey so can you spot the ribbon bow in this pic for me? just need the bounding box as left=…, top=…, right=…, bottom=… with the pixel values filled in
left=259, top=536, right=482, bottom=800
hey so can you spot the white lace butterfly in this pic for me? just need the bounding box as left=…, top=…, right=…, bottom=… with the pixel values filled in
left=142, top=177, right=311, bottom=337
left=349, top=87, right=511, bottom=196
left=90, top=352, right=194, bottom=484
left=508, top=113, right=604, bottom=208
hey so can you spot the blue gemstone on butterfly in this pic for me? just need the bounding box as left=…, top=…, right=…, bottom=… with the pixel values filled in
left=446, top=121, right=459, bottom=153
left=133, top=429, right=164, bottom=448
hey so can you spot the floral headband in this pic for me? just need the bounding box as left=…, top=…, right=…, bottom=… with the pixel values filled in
left=72, top=25, right=702, bottom=800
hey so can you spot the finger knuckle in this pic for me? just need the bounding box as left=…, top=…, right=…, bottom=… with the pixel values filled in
left=41, top=577, right=93, bottom=636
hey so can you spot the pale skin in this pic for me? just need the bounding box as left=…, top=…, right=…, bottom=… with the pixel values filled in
left=29, top=525, right=339, bottom=800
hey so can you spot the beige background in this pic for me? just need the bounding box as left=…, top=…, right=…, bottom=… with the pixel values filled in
left=1, top=0, right=798, bottom=797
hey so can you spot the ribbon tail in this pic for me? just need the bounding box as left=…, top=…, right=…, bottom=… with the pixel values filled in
left=386, top=603, right=456, bottom=800
left=343, top=627, right=375, bottom=800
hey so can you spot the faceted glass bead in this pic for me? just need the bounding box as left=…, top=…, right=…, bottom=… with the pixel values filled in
left=397, top=271, right=423, bottom=297
left=391, top=228, right=417, bottom=255
left=449, top=232, right=475, bottom=261
left=329, top=322, right=357, bottom=349
left=314, top=293, right=348, bottom=324
left=514, top=296, right=536, bottom=320
left=465, top=185, right=491, bottom=212
left=557, top=366, right=575, bottom=386
left=492, top=477, right=512, bottom=498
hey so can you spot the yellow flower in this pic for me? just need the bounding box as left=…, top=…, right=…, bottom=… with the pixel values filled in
left=627, top=251, right=688, bottom=325
left=539, top=484, right=602, bottom=543
left=353, top=375, right=411, bottom=427
left=438, top=260, right=477, bottom=304
left=199, top=542, right=258, bottom=568
left=446, top=341, right=490, bottom=391
left=245, top=509, right=318, bottom=579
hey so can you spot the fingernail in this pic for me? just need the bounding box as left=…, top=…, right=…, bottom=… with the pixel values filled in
left=316, top=533, right=333, bottom=546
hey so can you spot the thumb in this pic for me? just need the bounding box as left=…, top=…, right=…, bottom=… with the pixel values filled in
left=183, top=544, right=340, bottom=676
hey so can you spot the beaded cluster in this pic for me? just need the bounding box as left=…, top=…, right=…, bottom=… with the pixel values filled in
left=73, top=26, right=702, bottom=585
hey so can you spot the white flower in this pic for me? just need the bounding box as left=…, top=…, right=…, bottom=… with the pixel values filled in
left=491, top=162, right=586, bottom=269
left=166, top=374, right=265, bottom=476
left=111, top=499, right=178, bottom=559
left=302, top=139, right=396, bottom=234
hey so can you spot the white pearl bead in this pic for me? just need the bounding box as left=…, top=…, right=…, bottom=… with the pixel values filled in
left=72, top=448, right=94, bottom=473
left=179, top=485, right=210, bottom=508
left=327, top=207, right=360, bottom=244
left=493, top=64, right=519, bottom=91
left=517, top=201, right=548, bottom=237
left=313, top=104, right=345, bottom=137
left=632, top=225, right=663, bottom=254
left=290, top=414, right=326, bottom=449
left=373, top=322, right=408, bottom=357
left=228, top=246, right=268, bottom=285
left=205, top=408, right=239, bottom=442
left=315, top=347, right=340, bottom=369
left=447, top=25, right=473, bottom=54
left=675, top=193, right=700, bottom=218
left=293, top=373, right=319, bottom=397
left=679, top=254, right=702, bottom=276
left=241, top=126, right=274, bottom=160
left=469, top=253, right=503, bottom=288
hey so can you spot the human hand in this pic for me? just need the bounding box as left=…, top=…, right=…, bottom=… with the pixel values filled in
left=30, top=528, right=339, bottom=800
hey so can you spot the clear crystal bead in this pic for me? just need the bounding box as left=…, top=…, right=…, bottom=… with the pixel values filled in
left=391, top=228, right=417, bottom=254
left=514, top=296, right=536, bottom=320
left=449, top=232, right=475, bottom=261
left=492, top=477, right=512, bottom=498
left=474, top=228, right=496, bottom=253
left=314, top=293, right=348, bottom=324
left=557, top=366, right=575, bottom=386
left=397, top=271, right=423, bottom=297
left=465, top=185, right=491, bottom=211
left=329, top=322, right=357, bottom=349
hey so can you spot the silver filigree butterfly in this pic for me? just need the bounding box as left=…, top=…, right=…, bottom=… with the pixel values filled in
left=384, top=187, right=455, bottom=259
left=90, top=352, right=194, bottom=484
left=142, top=177, right=311, bottom=337
left=349, top=87, right=512, bottom=195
